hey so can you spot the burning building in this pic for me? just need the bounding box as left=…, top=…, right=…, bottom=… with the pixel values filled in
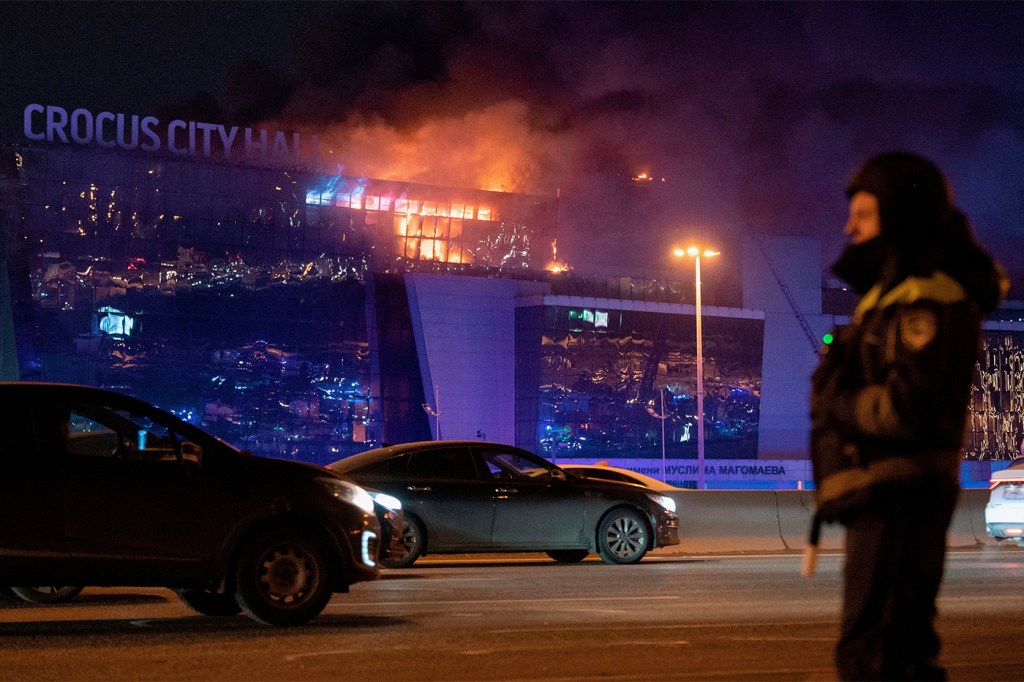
left=2, top=133, right=1022, bottom=485
left=0, top=140, right=563, bottom=461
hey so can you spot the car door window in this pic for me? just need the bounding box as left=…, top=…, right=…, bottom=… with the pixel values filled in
left=66, top=411, right=122, bottom=458
left=64, top=404, right=202, bottom=464
left=480, top=449, right=553, bottom=480
left=356, top=455, right=408, bottom=477
left=406, top=448, right=480, bottom=480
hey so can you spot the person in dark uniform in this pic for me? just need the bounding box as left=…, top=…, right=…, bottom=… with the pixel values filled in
left=810, top=152, right=1008, bottom=681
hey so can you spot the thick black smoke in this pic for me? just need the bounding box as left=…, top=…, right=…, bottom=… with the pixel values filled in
left=4, top=2, right=1022, bottom=294
left=263, top=3, right=1024, bottom=293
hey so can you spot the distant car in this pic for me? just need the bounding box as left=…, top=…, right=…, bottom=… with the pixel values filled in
left=560, top=463, right=688, bottom=510
left=0, top=382, right=381, bottom=625
left=328, top=441, right=680, bottom=567
left=985, top=458, right=1024, bottom=545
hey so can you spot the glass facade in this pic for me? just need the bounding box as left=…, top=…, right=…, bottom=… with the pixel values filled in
left=517, top=304, right=764, bottom=462
left=0, top=144, right=557, bottom=464
left=3, top=146, right=373, bottom=463
left=969, top=330, right=1024, bottom=460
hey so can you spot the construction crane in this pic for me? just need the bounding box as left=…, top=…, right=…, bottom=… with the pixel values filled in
left=746, top=226, right=821, bottom=357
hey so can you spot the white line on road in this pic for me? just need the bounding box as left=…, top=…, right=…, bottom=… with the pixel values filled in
left=284, top=650, right=359, bottom=662
left=490, top=620, right=836, bottom=635
left=325, top=595, right=682, bottom=610
left=729, top=636, right=834, bottom=642
left=458, top=641, right=690, bottom=656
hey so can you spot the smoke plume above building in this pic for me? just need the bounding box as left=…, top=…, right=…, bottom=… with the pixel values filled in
left=4, top=2, right=1023, bottom=292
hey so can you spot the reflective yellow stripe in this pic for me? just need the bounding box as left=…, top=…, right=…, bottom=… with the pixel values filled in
left=854, top=271, right=965, bottom=321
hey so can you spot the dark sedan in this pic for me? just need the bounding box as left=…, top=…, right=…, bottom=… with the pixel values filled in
left=0, top=382, right=381, bottom=625
left=328, top=441, right=680, bottom=567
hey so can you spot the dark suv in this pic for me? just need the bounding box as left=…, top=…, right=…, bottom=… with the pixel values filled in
left=0, top=383, right=381, bottom=625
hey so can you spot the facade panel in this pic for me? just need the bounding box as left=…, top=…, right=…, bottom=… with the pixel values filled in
left=517, top=302, right=764, bottom=465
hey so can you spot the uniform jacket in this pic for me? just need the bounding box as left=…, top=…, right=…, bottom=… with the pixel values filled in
left=810, top=269, right=984, bottom=522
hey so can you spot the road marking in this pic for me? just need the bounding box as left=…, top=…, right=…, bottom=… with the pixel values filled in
left=326, top=595, right=682, bottom=609
left=382, top=576, right=508, bottom=582
left=284, top=650, right=359, bottom=662
left=729, top=636, right=834, bottom=642
left=459, top=641, right=690, bottom=656
left=949, top=561, right=1024, bottom=570
left=574, top=609, right=629, bottom=615
left=490, top=620, right=836, bottom=635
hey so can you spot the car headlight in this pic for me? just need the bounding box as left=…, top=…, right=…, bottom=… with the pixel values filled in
left=370, top=491, right=402, bottom=511
left=647, top=493, right=677, bottom=514
left=317, top=477, right=375, bottom=514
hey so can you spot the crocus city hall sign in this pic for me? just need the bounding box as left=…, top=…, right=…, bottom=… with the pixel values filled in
left=23, top=104, right=318, bottom=166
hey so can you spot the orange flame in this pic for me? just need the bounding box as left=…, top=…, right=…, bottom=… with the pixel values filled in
left=312, top=101, right=565, bottom=194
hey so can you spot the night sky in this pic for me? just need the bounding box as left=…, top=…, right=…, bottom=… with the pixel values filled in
left=3, top=1, right=1023, bottom=297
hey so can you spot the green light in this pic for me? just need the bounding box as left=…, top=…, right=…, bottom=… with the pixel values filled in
left=822, top=333, right=834, bottom=345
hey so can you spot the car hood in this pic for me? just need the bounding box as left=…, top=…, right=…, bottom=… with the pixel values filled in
left=565, top=474, right=661, bottom=497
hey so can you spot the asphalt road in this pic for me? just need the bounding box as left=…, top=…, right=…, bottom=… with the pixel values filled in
left=2, top=547, right=1023, bottom=681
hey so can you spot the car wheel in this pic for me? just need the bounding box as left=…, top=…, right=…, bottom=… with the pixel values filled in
left=596, top=508, right=650, bottom=564
left=233, top=526, right=334, bottom=626
left=0, top=587, right=20, bottom=605
left=176, top=589, right=242, bottom=617
left=546, top=549, right=589, bottom=563
left=10, top=585, right=85, bottom=604
left=381, top=515, right=426, bottom=569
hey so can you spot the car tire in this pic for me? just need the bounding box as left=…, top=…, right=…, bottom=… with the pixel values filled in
left=176, top=589, right=242, bottom=617
left=0, top=587, right=20, bottom=605
left=596, top=508, right=650, bottom=565
left=381, top=515, right=426, bottom=569
left=10, top=585, right=85, bottom=604
left=233, top=526, right=334, bottom=626
left=546, top=549, right=589, bottom=563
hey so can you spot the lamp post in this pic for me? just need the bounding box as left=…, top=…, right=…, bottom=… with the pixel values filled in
left=673, top=246, right=719, bottom=490
left=421, top=384, right=442, bottom=440
left=644, top=387, right=668, bottom=482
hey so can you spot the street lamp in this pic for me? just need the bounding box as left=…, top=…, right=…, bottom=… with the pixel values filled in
left=644, top=387, right=668, bottom=482
left=421, top=384, right=442, bottom=440
left=672, top=245, right=720, bottom=490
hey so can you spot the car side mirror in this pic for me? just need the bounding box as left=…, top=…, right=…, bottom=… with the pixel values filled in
left=180, top=442, right=203, bottom=467
left=115, top=435, right=132, bottom=458
left=550, top=468, right=567, bottom=482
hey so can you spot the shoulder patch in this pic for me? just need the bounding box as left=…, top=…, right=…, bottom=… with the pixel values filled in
left=899, top=309, right=938, bottom=352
